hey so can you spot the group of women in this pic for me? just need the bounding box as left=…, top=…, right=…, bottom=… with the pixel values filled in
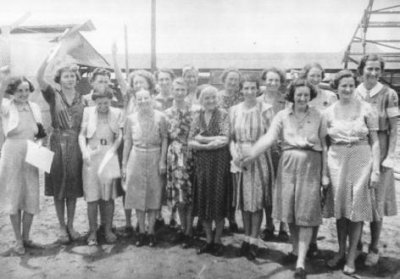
left=0, top=51, right=397, bottom=279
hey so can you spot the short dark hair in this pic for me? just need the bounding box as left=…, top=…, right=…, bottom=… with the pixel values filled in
left=301, top=62, right=325, bottom=80
left=357, top=54, right=385, bottom=75
left=91, top=86, right=114, bottom=101
left=286, top=78, right=318, bottom=103
left=260, top=67, right=286, bottom=85
left=90, top=68, right=111, bottom=83
left=240, top=75, right=260, bottom=90
left=220, top=68, right=242, bottom=83
left=5, top=76, right=35, bottom=95
left=330, top=70, right=357, bottom=90
left=54, top=64, right=81, bottom=84
left=154, top=68, right=175, bottom=81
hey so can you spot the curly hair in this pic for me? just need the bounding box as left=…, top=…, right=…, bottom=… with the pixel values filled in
left=286, top=78, right=318, bottom=103
left=220, top=68, right=242, bottom=83
left=239, top=75, right=260, bottom=90
left=357, top=54, right=385, bottom=75
left=128, top=70, right=156, bottom=94
left=154, top=68, right=175, bottom=81
left=54, top=64, right=81, bottom=84
left=91, top=86, right=114, bottom=101
left=5, top=76, right=35, bottom=95
left=300, top=62, right=325, bottom=80
left=330, top=70, right=357, bottom=90
left=260, top=67, right=286, bottom=85
left=90, top=68, right=111, bottom=83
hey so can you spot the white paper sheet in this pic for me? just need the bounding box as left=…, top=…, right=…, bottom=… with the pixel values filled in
left=25, top=140, right=54, bottom=173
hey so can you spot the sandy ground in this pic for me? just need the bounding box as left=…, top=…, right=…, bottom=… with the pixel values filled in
left=0, top=176, right=399, bottom=279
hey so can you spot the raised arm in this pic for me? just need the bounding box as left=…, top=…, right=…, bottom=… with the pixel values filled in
left=112, top=42, right=129, bottom=96
left=122, top=117, right=133, bottom=178
left=0, top=71, right=9, bottom=107
left=36, top=52, right=52, bottom=91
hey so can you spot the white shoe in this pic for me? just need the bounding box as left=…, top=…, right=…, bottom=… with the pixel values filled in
left=364, top=250, right=379, bottom=266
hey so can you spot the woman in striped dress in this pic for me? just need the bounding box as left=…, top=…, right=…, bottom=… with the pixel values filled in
left=323, top=70, right=380, bottom=275
left=231, top=75, right=275, bottom=260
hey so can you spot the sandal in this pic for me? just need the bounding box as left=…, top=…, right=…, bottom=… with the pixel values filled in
left=261, top=226, right=275, bottom=241
left=23, top=240, right=44, bottom=249
left=87, top=232, right=98, bottom=246
left=277, top=230, right=290, bottom=242
left=327, top=254, right=346, bottom=269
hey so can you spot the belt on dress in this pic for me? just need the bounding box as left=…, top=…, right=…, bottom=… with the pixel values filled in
left=332, top=141, right=369, bottom=147
left=133, top=145, right=160, bottom=152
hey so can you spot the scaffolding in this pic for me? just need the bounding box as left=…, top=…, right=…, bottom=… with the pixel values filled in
left=343, top=0, right=400, bottom=91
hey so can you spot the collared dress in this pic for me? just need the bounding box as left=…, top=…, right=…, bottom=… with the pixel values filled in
left=165, top=103, right=200, bottom=207
left=190, top=108, right=232, bottom=221
left=230, top=101, right=275, bottom=212
left=323, top=101, right=378, bottom=221
left=124, top=110, right=168, bottom=210
left=81, top=107, right=122, bottom=202
left=356, top=82, right=399, bottom=218
left=42, top=85, right=84, bottom=199
left=0, top=99, right=41, bottom=214
left=267, top=106, right=323, bottom=226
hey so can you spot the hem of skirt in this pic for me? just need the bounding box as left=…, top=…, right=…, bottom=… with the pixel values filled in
left=273, top=216, right=322, bottom=227
left=6, top=207, right=39, bottom=215
left=334, top=215, right=373, bottom=222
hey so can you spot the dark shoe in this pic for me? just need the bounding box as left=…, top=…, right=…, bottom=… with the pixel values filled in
left=262, top=226, right=275, bottom=241
left=148, top=234, right=156, bottom=247
left=181, top=235, right=193, bottom=249
left=197, top=242, right=214, bottom=254
left=154, top=218, right=165, bottom=232
left=229, top=221, right=239, bottom=233
left=172, top=230, right=185, bottom=244
left=306, top=243, right=319, bottom=258
left=135, top=234, right=146, bottom=247
left=282, top=252, right=298, bottom=264
left=277, top=230, right=290, bottom=242
left=97, top=225, right=105, bottom=238
left=246, top=244, right=257, bottom=261
left=213, top=243, right=225, bottom=257
left=23, top=240, right=44, bottom=249
left=122, top=225, right=134, bottom=237
left=294, top=267, right=307, bottom=279
left=195, top=222, right=204, bottom=237
left=240, top=242, right=250, bottom=257
left=169, top=218, right=177, bottom=228
left=327, top=254, right=346, bottom=269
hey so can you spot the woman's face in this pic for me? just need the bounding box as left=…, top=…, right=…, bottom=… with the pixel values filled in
left=13, top=81, right=31, bottom=103
left=362, top=60, right=381, bottom=86
left=95, top=97, right=111, bottom=114
left=201, top=90, right=217, bottom=111
left=133, top=75, right=150, bottom=91
left=241, top=81, right=258, bottom=101
left=294, top=86, right=311, bottom=108
left=337, top=77, right=355, bottom=101
left=265, top=71, right=281, bottom=93
left=172, top=83, right=187, bottom=102
left=183, top=71, right=198, bottom=89
left=158, top=72, right=173, bottom=92
left=307, top=67, right=323, bottom=86
left=224, top=71, right=240, bottom=91
left=135, top=90, right=153, bottom=110
left=60, top=70, right=77, bottom=89
left=92, top=75, right=109, bottom=93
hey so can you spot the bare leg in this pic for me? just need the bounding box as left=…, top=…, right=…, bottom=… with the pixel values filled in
left=296, top=226, right=313, bottom=269
left=10, top=210, right=22, bottom=243
left=250, top=210, right=263, bottom=238
left=369, top=220, right=382, bottom=253
left=66, top=198, right=80, bottom=239
left=103, top=200, right=116, bottom=241
left=99, top=199, right=106, bottom=228
left=214, top=218, right=224, bottom=244
left=147, top=209, right=157, bottom=235
left=311, top=226, right=319, bottom=244
left=123, top=194, right=132, bottom=228
left=54, top=197, right=66, bottom=230
left=288, top=223, right=299, bottom=255
left=203, top=220, right=213, bottom=243
left=264, top=207, right=274, bottom=230
left=328, top=218, right=347, bottom=267
left=178, top=204, right=187, bottom=233
left=136, top=210, right=146, bottom=234
left=185, top=205, right=194, bottom=236
left=241, top=211, right=251, bottom=237
left=87, top=201, right=98, bottom=243
left=22, top=212, right=34, bottom=242
left=347, top=221, right=363, bottom=269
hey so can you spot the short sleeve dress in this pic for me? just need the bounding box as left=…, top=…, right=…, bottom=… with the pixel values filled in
left=42, top=86, right=84, bottom=199
left=356, top=82, right=399, bottom=218
left=190, top=108, right=232, bottom=221
left=324, top=101, right=379, bottom=221
left=217, top=90, right=244, bottom=111
left=230, top=101, right=275, bottom=212
left=124, top=110, right=168, bottom=210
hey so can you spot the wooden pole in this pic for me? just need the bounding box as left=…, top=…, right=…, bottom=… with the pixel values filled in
left=124, top=24, right=129, bottom=79
left=151, top=0, right=156, bottom=71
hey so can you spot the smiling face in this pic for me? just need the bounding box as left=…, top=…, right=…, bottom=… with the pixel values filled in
left=172, top=83, right=187, bottom=102
left=201, top=89, right=218, bottom=111
left=13, top=81, right=31, bottom=104
left=294, top=86, right=311, bottom=109
left=133, top=75, right=150, bottom=92
left=241, top=81, right=258, bottom=101
left=224, top=71, right=240, bottom=92
left=306, top=67, right=323, bottom=87
left=265, top=71, right=281, bottom=93
left=337, top=77, right=355, bottom=101
left=362, top=60, right=381, bottom=87
left=60, top=70, right=77, bottom=90
left=158, top=72, right=173, bottom=93
left=91, top=74, right=109, bottom=93
left=135, top=89, right=153, bottom=110
left=183, top=71, right=198, bottom=90
left=95, top=96, right=111, bottom=114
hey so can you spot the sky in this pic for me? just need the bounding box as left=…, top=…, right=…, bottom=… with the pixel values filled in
left=1, top=0, right=398, bottom=54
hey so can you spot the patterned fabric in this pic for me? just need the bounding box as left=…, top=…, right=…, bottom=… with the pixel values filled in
left=217, top=90, right=244, bottom=111
left=323, top=101, right=379, bottom=221
left=154, top=94, right=174, bottom=111
left=190, top=108, right=232, bottom=221
left=230, top=101, right=275, bottom=212
left=42, top=85, right=84, bottom=199
left=0, top=108, right=39, bottom=215
left=309, top=89, right=338, bottom=112
left=165, top=103, right=199, bottom=207
left=356, top=83, right=398, bottom=218
left=273, top=149, right=322, bottom=226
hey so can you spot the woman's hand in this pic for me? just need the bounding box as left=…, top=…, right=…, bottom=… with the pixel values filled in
left=321, top=175, right=330, bottom=190
left=207, top=139, right=226, bottom=150
left=159, top=161, right=167, bottom=175
left=369, top=171, right=380, bottom=189
left=381, top=155, right=394, bottom=169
